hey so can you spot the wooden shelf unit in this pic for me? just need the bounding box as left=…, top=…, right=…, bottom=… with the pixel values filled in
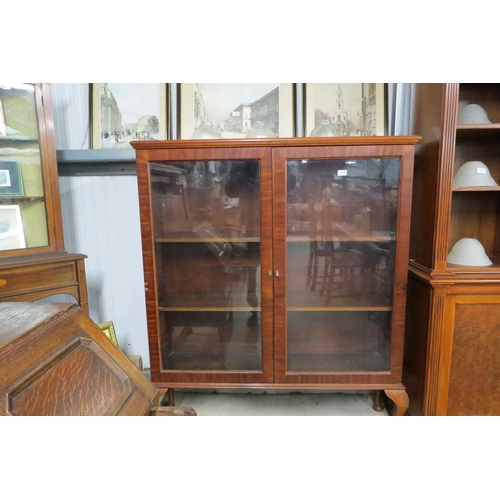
left=405, top=83, right=500, bottom=415
left=133, top=136, right=419, bottom=415
left=0, top=83, right=87, bottom=311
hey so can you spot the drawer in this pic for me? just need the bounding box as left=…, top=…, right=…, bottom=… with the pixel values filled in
left=0, top=261, right=78, bottom=297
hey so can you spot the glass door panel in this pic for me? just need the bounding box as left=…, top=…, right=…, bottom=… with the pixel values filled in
left=0, top=83, right=49, bottom=252
left=286, top=157, right=400, bottom=373
left=151, top=159, right=263, bottom=372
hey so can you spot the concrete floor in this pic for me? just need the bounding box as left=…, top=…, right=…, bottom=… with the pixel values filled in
left=174, top=391, right=390, bottom=416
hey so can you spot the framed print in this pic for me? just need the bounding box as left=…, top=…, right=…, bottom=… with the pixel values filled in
left=304, top=83, right=387, bottom=137
left=178, top=83, right=296, bottom=139
left=91, top=83, right=169, bottom=149
left=98, top=321, right=118, bottom=346
left=0, top=160, right=24, bottom=196
left=0, top=205, right=26, bottom=251
left=0, top=99, right=6, bottom=136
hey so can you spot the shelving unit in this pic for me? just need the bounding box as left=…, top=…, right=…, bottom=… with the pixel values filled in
left=0, top=83, right=88, bottom=311
left=133, top=136, right=419, bottom=415
left=404, top=83, right=500, bottom=415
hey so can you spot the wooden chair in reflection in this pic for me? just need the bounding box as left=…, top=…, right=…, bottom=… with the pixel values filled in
left=305, top=196, right=379, bottom=297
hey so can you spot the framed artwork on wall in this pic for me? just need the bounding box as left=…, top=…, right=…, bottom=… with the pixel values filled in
left=177, top=83, right=296, bottom=139
left=304, top=83, right=387, bottom=137
left=0, top=160, right=24, bottom=196
left=0, top=205, right=26, bottom=251
left=90, top=83, right=170, bottom=148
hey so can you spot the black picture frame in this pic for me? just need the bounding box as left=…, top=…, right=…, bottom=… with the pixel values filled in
left=176, top=83, right=297, bottom=139
left=303, top=83, right=388, bottom=137
left=89, top=83, right=171, bottom=148
left=0, top=160, right=24, bottom=196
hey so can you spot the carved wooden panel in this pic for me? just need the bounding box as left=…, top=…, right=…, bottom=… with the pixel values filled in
left=447, top=302, right=500, bottom=415
left=0, top=302, right=158, bottom=416
left=424, top=291, right=446, bottom=416
left=6, top=338, right=132, bottom=416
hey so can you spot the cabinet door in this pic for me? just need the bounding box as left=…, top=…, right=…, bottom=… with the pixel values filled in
left=0, top=83, right=63, bottom=257
left=437, top=292, right=500, bottom=416
left=137, top=147, right=274, bottom=385
left=273, top=145, right=413, bottom=385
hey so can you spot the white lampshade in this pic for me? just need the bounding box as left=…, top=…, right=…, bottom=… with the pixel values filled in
left=192, top=122, right=223, bottom=139
left=453, top=161, right=497, bottom=187
left=246, top=122, right=274, bottom=138
left=447, top=238, right=492, bottom=267
left=309, top=120, right=338, bottom=137
left=457, top=104, right=491, bottom=125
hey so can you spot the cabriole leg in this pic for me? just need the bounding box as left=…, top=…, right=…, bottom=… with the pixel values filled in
left=384, top=389, right=409, bottom=416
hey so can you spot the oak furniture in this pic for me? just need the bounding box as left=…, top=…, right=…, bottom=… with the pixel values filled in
left=0, top=302, right=196, bottom=416
left=404, top=83, right=500, bottom=415
left=132, top=136, right=419, bottom=415
left=0, top=83, right=88, bottom=311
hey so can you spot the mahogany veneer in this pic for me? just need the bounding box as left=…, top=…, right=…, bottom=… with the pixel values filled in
left=405, top=83, right=500, bottom=415
left=133, top=136, right=419, bottom=415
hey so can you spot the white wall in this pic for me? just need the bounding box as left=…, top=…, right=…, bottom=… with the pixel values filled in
left=51, top=83, right=90, bottom=149
left=58, top=175, right=149, bottom=365
left=51, top=83, right=150, bottom=365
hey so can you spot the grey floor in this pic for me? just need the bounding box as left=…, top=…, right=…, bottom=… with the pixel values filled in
left=174, top=391, right=390, bottom=416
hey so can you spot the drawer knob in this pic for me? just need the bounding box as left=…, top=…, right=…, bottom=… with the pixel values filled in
left=0, top=279, right=7, bottom=287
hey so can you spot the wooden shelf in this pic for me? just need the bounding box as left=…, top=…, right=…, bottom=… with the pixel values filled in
left=456, top=125, right=500, bottom=140
left=452, top=186, right=500, bottom=192
left=155, top=232, right=260, bottom=243
left=0, top=196, right=45, bottom=205
left=163, top=351, right=262, bottom=371
left=456, top=124, right=500, bottom=131
left=287, top=291, right=391, bottom=311
left=287, top=352, right=390, bottom=373
left=287, top=224, right=394, bottom=242
left=0, top=136, right=38, bottom=143
left=159, top=292, right=261, bottom=311
left=447, top=257, right=500, bottom=272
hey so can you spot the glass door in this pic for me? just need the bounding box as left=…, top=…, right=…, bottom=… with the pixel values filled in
left=274, top=145, right=409, bottom=385
left=145, top=147, right=274, bottom=384
left=0, top=83, right=50, bottom=254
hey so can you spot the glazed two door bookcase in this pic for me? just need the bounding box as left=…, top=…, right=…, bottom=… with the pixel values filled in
left=133, top=136, right=419, bottom=415
left=0, top=83, right=87, bottom=311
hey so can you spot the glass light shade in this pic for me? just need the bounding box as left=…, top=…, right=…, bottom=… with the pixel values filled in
left=457, top=104, right=491, bottom=125
left=447, top=238, right=493, bottom=267
left=245, top=121, right=275, bottom=138
left=192, top=122, right=223, bottom=139
left=309, top=119, right=338, bottom=137
left=453, top=161, right=497, bottom=187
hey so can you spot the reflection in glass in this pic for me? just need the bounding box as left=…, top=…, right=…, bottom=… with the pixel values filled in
left=0, top=83, right=48, bottom=251
left=151, top=159, right=262, bottom=372
left=286, top=157, right=400, bottom=372
left=161, top=311, right=262, bottom=371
